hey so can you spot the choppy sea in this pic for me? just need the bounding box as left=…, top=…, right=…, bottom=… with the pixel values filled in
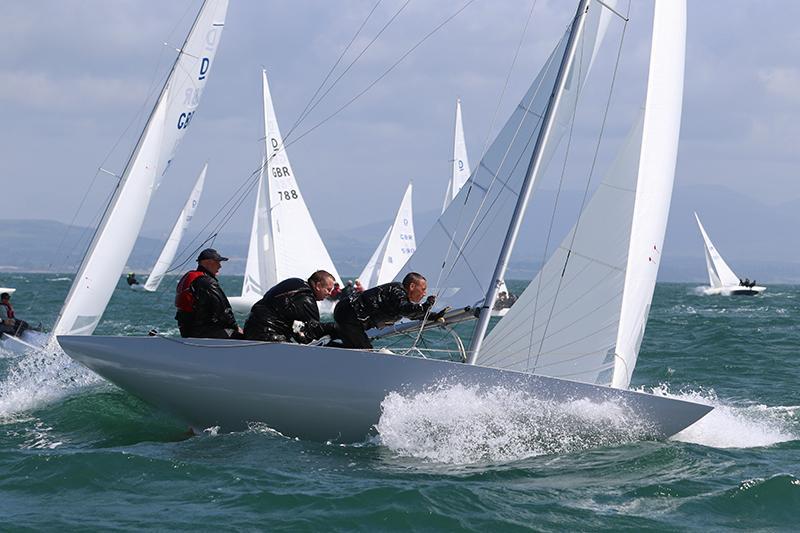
left=1, top=274, right=798, bottom=531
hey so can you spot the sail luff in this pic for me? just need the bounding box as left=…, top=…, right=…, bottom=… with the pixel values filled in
left=143, top=163, right=208, bottom=292
left=612, top=0, right=686, bottom=389
left=467, top=0, right=592, bottom=365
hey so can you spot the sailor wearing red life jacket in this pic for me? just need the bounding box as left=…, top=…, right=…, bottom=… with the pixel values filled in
left=175, top=248, right=241, bottom=339
left=1, top=292, right=29, bottom=337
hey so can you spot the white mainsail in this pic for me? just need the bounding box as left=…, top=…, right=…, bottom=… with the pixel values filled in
left=481, top=0, right=686, bottom=389
left=397, top=2, right=613, bottom=311
left=143, top=164, right=207, bottom=292
left=694, top=213, right=739, bottom=288
left=53, top=0, right=228, bottom=336
left=359, top=183, right=415, bottom=289
left=441, top=99, right=471, bottom=214
left=232, top=70, right=341, bottom=311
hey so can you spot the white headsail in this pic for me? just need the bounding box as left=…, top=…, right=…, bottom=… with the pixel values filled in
left=53, top=0, right=228, bottom=336
left=694, top=213, right=740, bottom=288
left=441, top=99, right=471, bottom=214
left=481, top=0, right=686, bottom=389
left=359, top=183, right=415, bottom=289
left=234, top=70, right=341, bottom=308
left=396, top=2, right=613, bottom=312
left=143, top=163, right=208, bottom=292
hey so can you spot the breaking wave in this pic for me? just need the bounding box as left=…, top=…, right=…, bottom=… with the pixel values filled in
left=375, top=382, right=654, bottom=464
left=638, top=385, right=798, bottom=448
left=0, top=336, right=101, bottom=422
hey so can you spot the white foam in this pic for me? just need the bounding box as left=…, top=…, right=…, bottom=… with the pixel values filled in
left=376, top=382, right=653, bottom=464
left=638, top=385, right=798, bottom=448
left=0, top=336, right=101, bottom=421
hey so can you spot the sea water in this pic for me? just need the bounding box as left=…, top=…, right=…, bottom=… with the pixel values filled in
left=1, top=275, right=798, bottom=530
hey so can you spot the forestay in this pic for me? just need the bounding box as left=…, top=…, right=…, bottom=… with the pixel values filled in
left=239, top=70, right=341, bottom=302
left=143, top=163, right=207, bottom=292
left=53, top=0, right=228, bottom=336
left=359, top=183, right=415, bottom=289
left=481, top=0, right=686, bottom=390
left=694, top=213, right=739, bottom=288
left=441, top=99, right=471, bottom=214
left=396, top=2, right=613, bottom=311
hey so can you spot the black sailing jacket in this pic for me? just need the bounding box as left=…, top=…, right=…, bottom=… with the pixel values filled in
left=349, top=282, right=430, bottom=329
left=243, top=278, right=336, bottom=342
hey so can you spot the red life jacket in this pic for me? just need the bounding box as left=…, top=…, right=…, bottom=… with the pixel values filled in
left=0, top=302, right=14, bottom=319
left=175, top=270, right=206, bottom=313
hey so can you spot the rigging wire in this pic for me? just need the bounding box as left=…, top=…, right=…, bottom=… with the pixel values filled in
left=50, top=3, right=198, bottom=277
left=526, top=0, right=632, bottom=374
left=168, top=0, right=478, bottom=278
left=409, top=0, right=544, bottom=353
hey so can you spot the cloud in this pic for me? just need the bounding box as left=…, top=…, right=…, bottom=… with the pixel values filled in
left=0, top=71, right=150, bottom=113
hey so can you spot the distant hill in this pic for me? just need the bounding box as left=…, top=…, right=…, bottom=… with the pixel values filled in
left=2, top=184, right=798, bottom=282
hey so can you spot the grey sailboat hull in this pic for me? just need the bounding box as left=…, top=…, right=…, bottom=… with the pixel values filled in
left=57, top=335, right=711, bottom=443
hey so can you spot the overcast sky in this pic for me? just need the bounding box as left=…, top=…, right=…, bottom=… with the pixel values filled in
left=2, top=1, right=798, bottom=247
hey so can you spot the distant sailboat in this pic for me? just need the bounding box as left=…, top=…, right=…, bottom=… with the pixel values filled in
left=228, top=71, right=341, bottom=315
left=358, top=183, right=415, bottom=290
left=59, top=0, right=712, bottom=442
left=694, top=212, right=765, bottom=295
left=441, top=99, right=471, bottom=215
left=143, top=163, right=208, bottom=292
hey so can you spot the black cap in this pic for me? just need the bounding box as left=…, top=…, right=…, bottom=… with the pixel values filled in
left=197, top=248, right=228, bottom=262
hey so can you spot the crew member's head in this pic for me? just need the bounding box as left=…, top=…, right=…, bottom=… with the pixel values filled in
left=0, top=293, right=9, bottom=303
left=197, top=248, right=228, bottom=276
left=308, top=270, right=336, bottom=301
left=402, top=272, right=427, bottom=303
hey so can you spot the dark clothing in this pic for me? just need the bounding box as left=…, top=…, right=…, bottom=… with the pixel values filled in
left=0, top=319, right=28, bottom=337
left=333, top=282, right=431, bottom=349
left=127, top=274, right=139, bottom=286
left=174, top=265, right=238, bottom=339
left=1, top=302, right=28, bottom=337
left=341, top=284, right=355, bottom=301
left=243, top=278, right=336, bottom=343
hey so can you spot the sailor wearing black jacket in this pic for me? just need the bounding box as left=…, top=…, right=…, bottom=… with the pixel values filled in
left=334, top=272, right=435, bottom=349
left=174, top=248, right=241, bottom=339
left=243, top=270, right=338, bottom=343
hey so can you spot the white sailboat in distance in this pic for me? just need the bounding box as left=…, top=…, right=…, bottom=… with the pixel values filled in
left=694, top=212, right=765, bottom=295
left=58, top=0, right=712, bottom=443
left=358, top=183, right=416, bottom=290
left=228, top=70, right=341, bottom=315
left=143, top=163, right=208, bottom=292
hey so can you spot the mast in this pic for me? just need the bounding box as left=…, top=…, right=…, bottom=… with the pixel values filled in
left=467, top=0, right=592, bottom=365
